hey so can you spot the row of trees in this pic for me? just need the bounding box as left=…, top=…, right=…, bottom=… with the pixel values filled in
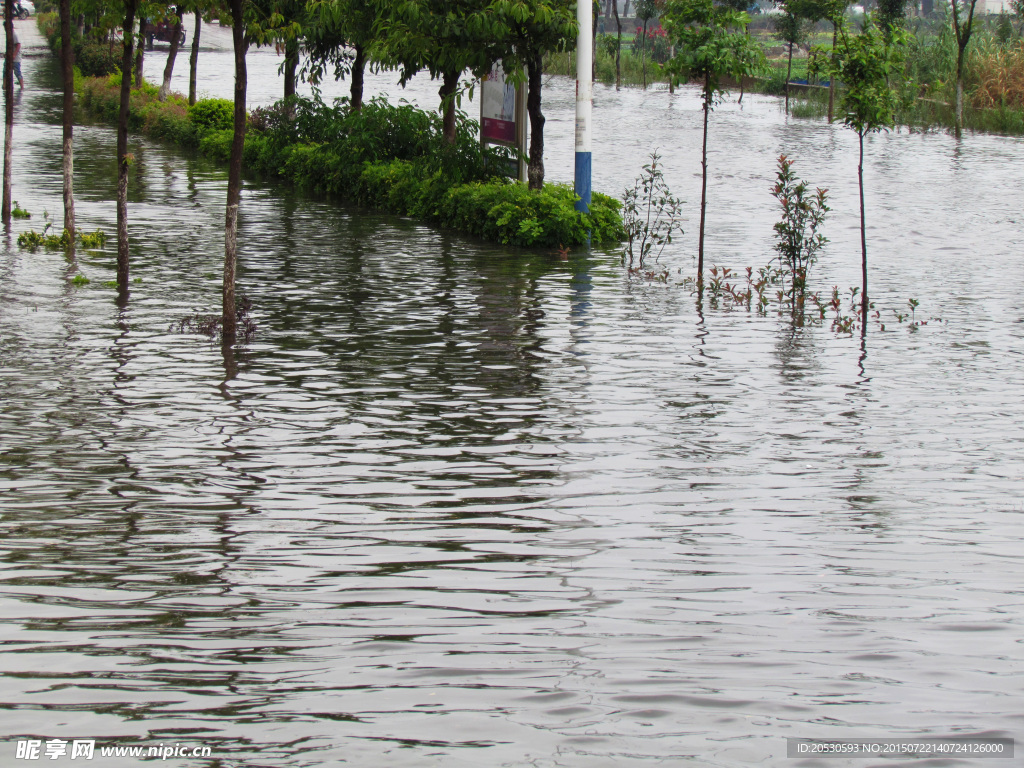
left=4, top=0, right=941, bottom=338
left=18, top=0, right=584, bottom=341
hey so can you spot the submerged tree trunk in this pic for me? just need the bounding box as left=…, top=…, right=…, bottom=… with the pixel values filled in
left=61, top=0, right=75, bottom=238
left=951, top=0, right=977, bottom=137
left=350, top=43, right=365, bottom=110
left=189, top=10, right=201, bottom=105
left=223, top=0, right=248, bottom=344
left=828, top=22, right=837, bottom=122
left=785, top=40, right=794, bottom=114
left=954, top=46, right=967, bottom=135
left=158, top=6, right=183, bottom=100
left=698, top=74, right=710, bottom=286
left=134, top=15, right=146, bottom=87
left=283, top=36, right=298, bottom=101
left=438, top=68, right=459, bottom=144
left=118, top=0, right=138, bottom=292
left=613, top=0, right=621, bottom=89
left=2, top=0, right=13, bottom=228
left=858, top=130, right=868, bottom=326
left=641, top=19, right=648, bottom=89
left=526, top=52, right=545, bottom=190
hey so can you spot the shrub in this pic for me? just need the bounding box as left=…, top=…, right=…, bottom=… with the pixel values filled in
left=198, top=129, right=234, bottom=161
left=69, top=70, right=625, bottom=249
left=771, top=154, right=828, bottom=312
left=189, top=99, right=235, bottom=136
left=622, top=152, right=683, bottom=269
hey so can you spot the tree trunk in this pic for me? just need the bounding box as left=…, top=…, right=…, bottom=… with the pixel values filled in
left=61, top=0, right=75, bottom=238
left=698, top=74, right=710, bottom=286
left=189, top=10, right=201, bottom=106
left=118, top=0, right=137, bottom=292
left=954, top=49, right=965, bottom=136
left=283, top=36, right=298, bottom=101
left=614, top=0, right=621, bottom=89
left=670, top=44, right=675, bottom=93
left=785, top=40, right=793, bottom=114
left=858, top=130, right=868, bottom=326
left=526, top=53, right=545, bottom=190
left=2, top=0, right=13, bottom=228
left=739, top=28, right=748, bottom=103
left=438, top=68, right=459, bottom=144
left=828, top=22, right=837, bottom=122
left=950, top=0, right=976, bottom=137
left=350, top=44, right=365, bottom=110
left=158, top=7, right=183, bottom=101
left=134, top=15, right=145, bottom=87
left=223, top=0, right=248, bottom=344
left=592, top=4, right=598, bottom=84
left=641, top=19, right=648, bottom=89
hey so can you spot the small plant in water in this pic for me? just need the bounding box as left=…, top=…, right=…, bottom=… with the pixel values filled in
left=17, top=224, right=71, bottom=251
left=12, top=201, right=30, bottom=219
left=78, top=230, right=108, bottom=249
left=70, top=274, right=90, bottom=287
left=622, top=151, right=684, bottom=271
left=175, top=294, right=257, bottom=343
left=771, top=155, right=828, bottom=316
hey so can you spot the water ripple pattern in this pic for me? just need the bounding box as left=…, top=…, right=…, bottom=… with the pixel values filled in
left=1, top=21, right=1024, bottom=768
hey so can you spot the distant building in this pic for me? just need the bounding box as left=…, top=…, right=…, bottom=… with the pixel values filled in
left=978, top=0, right=1009, bottom=12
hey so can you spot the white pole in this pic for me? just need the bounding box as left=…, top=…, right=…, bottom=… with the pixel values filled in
left=575, top=0, right=593, bottom=216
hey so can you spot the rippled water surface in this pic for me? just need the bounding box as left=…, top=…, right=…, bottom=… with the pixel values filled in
left=3, top=20, right=1024, bottom=768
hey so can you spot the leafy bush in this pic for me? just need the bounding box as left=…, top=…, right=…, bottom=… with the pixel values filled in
left=198, top=129, right=234, bottom=162
left=622, top=152, right=684, bottom=269
left=70, top=70, right=625, bottom=248
left=189, top=99, right=235, bottom=135
left=770, top=154, right=828, bottom=309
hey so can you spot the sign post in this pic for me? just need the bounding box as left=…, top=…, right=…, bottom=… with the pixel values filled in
left=480, top=63, right=528, bottom=182
left=575, top=0, right=593, bottom=215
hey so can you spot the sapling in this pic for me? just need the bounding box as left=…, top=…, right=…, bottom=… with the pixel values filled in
left=622, top=151, right=684, bottom=270
left=811, top=15, right=907, bottom=327
left=662, top=0, right=765, bottom=286
left=770, top=155, right=829, bottom=315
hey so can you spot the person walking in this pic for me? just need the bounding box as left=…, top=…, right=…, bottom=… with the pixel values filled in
left=4, top=26, right=23, bottom=89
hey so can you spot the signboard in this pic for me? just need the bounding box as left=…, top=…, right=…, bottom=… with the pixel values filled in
left=480, top=63, right=527, bottom=181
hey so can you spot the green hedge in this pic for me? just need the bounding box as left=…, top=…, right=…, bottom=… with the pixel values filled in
left=52, top=29, right=625, bottom=249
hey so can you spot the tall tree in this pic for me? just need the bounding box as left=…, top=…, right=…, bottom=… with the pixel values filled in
left=118, top=0, right=138, bottom=292
left=376, top=0, right=499, bottom=144
left=950, top=0, right=979, bottom=135
left=222, top=0, right=291, bottom=341
left=481, top=0, right=577, bottom=189
left=134, top=12, right=146, bottom=86
left=876, top=0, right=906, bottom=34
left=636, top=0, right=657, bottom=88
left=773, top=1, right=806, bottom=114
left=2, top=0, right=14, bottom=227
left=663, top=0, right=764, bottom=285
left=304, top=0, right=377, bottom=111
left=811, top=15, right=907, bottom=326
left=222, top=0, right=247, bottom=343
left=189, top=8, right=201, bottom=104
left=159, top=5, right=185, bottom=100
left=61, top=0, right=76, bottom=238
left=613, top=0, right=622, bottom=88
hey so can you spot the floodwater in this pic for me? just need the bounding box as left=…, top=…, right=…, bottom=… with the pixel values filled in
left=3, top=18, right=1024, bottom=768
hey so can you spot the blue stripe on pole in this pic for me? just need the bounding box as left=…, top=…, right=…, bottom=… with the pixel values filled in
left=574, top=152, right=592, bottom=214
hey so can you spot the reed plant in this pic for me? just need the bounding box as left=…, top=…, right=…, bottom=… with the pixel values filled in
left=968, top=38, right=1024, bottom=110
